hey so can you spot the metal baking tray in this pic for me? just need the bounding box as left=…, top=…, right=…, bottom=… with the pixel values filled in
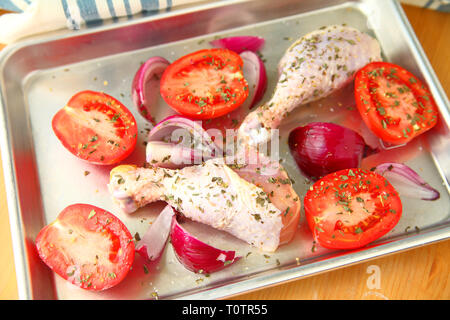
left=0, top=0, right=449, bottom=300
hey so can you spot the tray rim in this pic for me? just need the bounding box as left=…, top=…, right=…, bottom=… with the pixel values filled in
left=0, top=0, right=449, bottom=300
left=0, top=69, right=30, bottom=300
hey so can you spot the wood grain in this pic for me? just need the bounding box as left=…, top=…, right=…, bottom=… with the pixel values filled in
left=0, top=4, right=449, bottom=300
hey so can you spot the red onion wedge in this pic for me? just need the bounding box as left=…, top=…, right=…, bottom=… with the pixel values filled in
left=240, top=51, right=268, bottom=109
left=146, top=115, right=222, bottom=167
left=132, top=56, right=170, bottom=124
left=170, top=216, right=240, bottom=274
left=288, top=122, right=377, bottom=180
left=374, top=163, right=440, bottom=201
left=136, top=205, right=175, bottom=261
left=210, top=36, right=265, bottom=54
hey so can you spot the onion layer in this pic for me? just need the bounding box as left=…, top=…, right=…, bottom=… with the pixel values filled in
left=374, top=163, right=440, bottom=201
left=240, top=51, right=268, bottom=109
left=210, top=36, right=265, bottom=54
left=288, top=122, right=370, bottom=180
left=146, top=115, right=222, bottom=167
left=132, top=56, right=170, bottom=123
left=136, top=205, right=175, bottom=261
left=170, top=216, right=240, bottom=274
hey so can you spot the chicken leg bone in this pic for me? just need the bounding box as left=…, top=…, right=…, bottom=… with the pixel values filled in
left=108, top=159, right=283, bottom=252
left=238, top=25, right=382, bottom=146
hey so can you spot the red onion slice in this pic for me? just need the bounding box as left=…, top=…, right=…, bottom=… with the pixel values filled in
left=132, top=56, right=170, bottom=123
left=210, top=36, right=265, bottom=54
left=146, top=115, right=222, bottom=167
left=170, top=216, right=240, bottom=274
left=374, top=163, right=440, bottom=201
left=288, top=122, right=372, bottom=180
left=240, top=51, right=268, bottom=109
left=136, top=205, right=175, bottom=261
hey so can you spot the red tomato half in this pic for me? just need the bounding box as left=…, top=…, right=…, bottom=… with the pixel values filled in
left=304, top=168, right=402, bottom=250
left=52, top=90, right=138, bottom=165
left=355, top=62, right=439, bottom=145
left=35, top=204, right=135, bottom=291
left=160, top=49, right=249, bottom=120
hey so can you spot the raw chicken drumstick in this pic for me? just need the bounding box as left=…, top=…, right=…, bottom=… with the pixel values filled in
left=238, top=25, right=382, bottom=146
left=109, top=159, right=288, bottom=252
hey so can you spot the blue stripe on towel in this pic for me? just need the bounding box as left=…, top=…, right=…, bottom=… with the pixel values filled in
left=76, top=0, right=103, bottom=27
left=123, top=0, right=133, bottom=19
left=106, top=0, right=119, bottom=22
left=423, top=0, right=450, bottom=11
left=166, top=0, right=172, bottom=12
left=0, top=0, right=22, bottom=12
left=140, top=0, right=159, bottom=12
left=436, top=4, right=450, bottom=12
left=61, top=0, right=71, bottom=18
left=424, top=0, right=434, bottom=8
left=61, top=0, right=79, bottom=29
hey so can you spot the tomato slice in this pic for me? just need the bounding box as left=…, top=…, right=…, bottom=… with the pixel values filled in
left=160, top=48, right=249, bottom=120
left=304, top=168, right=402, bottom=250
left=35, top=204, right=135, bottom=291
left=52, top=90, right=138, bottom=165
left=355, top=62, right=439, bottom=145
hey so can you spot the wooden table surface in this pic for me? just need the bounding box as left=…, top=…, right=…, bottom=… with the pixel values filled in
left=0, top=4, right=449, bottom=300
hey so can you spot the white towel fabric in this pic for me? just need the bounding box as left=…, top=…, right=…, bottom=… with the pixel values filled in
left=0, top=0, right=448, bottom=44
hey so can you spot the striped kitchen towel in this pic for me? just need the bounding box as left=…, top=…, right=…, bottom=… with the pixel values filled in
left=401, top=0, right=450, bottom=11
left=0, top=0, right=211, bottom=43
left=0, top=0, right=448, bottom=44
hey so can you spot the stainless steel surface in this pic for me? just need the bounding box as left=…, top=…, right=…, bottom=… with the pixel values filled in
left=0, top=0, right=449, bottom=300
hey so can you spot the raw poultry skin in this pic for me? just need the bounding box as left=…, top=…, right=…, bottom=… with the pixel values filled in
left=108, top=159, right=284, bottom=252
left=238, top=25, right=382, bottom=146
